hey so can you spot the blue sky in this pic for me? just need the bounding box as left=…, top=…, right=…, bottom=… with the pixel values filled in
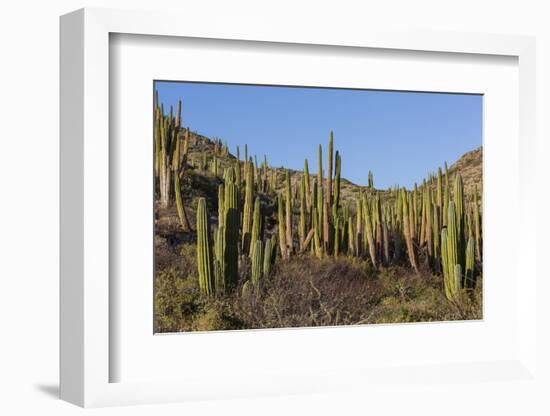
left=155, top=81, right=482, bottom=189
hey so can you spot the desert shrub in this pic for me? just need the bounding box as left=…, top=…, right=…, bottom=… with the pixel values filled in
left=155, top=242, right=482, bottom=332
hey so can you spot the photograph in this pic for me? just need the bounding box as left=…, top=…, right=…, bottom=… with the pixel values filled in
left=153, top=81, right=483, bottom=333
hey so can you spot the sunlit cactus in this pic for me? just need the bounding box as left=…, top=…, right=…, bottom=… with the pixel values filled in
left=401, top=189, right=418, bottom=274
left=196, top=198, right=214, bottom=296
left=263, top=238, right=273, bottom=277
left=327, top=131, right=333, bottom=206
left=362, top=194, right=376, bottom=268
left=251, top=240, right=263, bottom=286
left=465, top=236, right=475, bottom=289
left=304, top=159, right=311, bottom=209
left=299, top=175, right=307, bottom=251
left=277, top=193, right=288, bottom=260
left=333, top=151, right=341, bottom=215
left=285, top=171, right=293, bottom=255
left=249, top=197, right=263, bottom=257
left=473, top=185, right=482, bottom=261
left=242, top=159, right=254, bottom=252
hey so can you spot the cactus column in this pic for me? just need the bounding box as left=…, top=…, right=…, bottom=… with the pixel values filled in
left=196, top=198, right=214, bottom=296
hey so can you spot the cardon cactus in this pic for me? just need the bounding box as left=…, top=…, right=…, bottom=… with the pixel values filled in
left=251, top=240, right=263, bottom=286
left=299, top=175, right=307, bottom=251
left=327, top=131, right=333, bottom=206
left=333, top=151, right=341, bottom=215
left=196, top=198, right=214, bottom=296
left=465, top=236, right=475, bottom=289
left=317, top=144, right=324, bottom=232
left=401, top=189, right=418, bottom=274
left=473, top=185, right=482, bottom=261
left=214, top=225, right=226, bottom=293
left=241, top=159, right=254, bottom=252
left=362, top=194, right=377, bottom=268
left=263, top=238, right=273, bottom=277
left=277, top=193, right=288, bottom=259
left=304, top=159, right=311, bottom=209
left=223, top=176, right=240, bottom=288
left=285, top=171, right=293, bottom=254
left=249, top=197, right=263, bottom=257
left=442, top=201, right=465, bottom=301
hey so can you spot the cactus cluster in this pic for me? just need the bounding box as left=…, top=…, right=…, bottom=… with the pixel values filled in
left=154, top=98, right=191, bottom=230
left=157, top=95, right=481, bottom=304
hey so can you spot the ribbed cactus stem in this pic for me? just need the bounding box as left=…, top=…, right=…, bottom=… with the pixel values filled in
left=355, top=197, right=362, bottom=257
left=426, top=189, right=433, bottom=262
left=402, top=189, right=418, bottom=273
left=214, top=225, right=226, bottom=293
left=174, top=170, right=191, bottom=231
left=333, top=151, right=341, bottom=214
left=322, top=199, right=330, bottom=252
left=263, top=238, right=273, bottom=277
left=196, top=198, right=214, bottom=296
left=443, top=182, right=449, bottom=227
left=433, top=205, right=440, bottom=273
left=327, top=131, right=333, bottom=206
left=347, top=219, right=354, bottom=257
left=217, top=184, right=225, bottom=227
left=473, top=185, right=482, bottom=261
left=304, top=159, right=311, bottom=209
left=362, top=195, right=377, bottom=268
left=312, top=205, right=322, bottom=259
left=334, top=217, right=340, bottom=257
left=154, top=107, right=161, bottom=178
left=235, top=157, right=241, bottom=187
left=299, top=175, right=307, bottom=251
left=277, top=193, right=287, bottom=260
left=249, top=197, right=262, bottom=257
left=251, top=240, right=263, bottom=286
left=241, top=159, right=254, bottom=252
left=412, top=183, right=418, bottom=240
left=285, top=171, right=293, bottom=254
left=465, top=236, right=475, bottom=289
left=317, top=145, right=324, bottom=234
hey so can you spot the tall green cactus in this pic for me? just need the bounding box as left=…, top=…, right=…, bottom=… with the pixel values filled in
left=401, top=189, right=418, bottom=273
left=312, top=205, right=323, bottom=259
left=334, top=217, right=340, bottom=257
left=355, top=197, right=362, bottom=257
left=333, top=151, right=341, bottom=215
left=327, top=131, right=333, bottom=206
left=465, top=236, right=475, bottom=289
left=277, top=193, right=288, bottom=259
left=362, top=194, right=377, bottom=268
left=242, top=159, right=254, bottom=252
left=196, top=198, right=214, bottom=296
left=263, top=238, right=273, bottom=277
left=317, top=144, right=324, bottom=235
left=251, top=240, right=263, bottom=286
left=299, top=175, right=307, bottom=251
left=442, top=201, right=463, bottom=301
left=214, top=225, right=226, bottom=293
left=473, top=185, right=482, bottom=261
left=222, top=171, right=239, bottom=288
left=285, top=171, right=293, bottom=255
left=304, top=159, right=311, bottom=209
left=249, top=197, right=262, bottom=257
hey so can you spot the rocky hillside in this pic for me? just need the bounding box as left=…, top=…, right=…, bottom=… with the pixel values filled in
left=445, top=147, right=482, bottom=195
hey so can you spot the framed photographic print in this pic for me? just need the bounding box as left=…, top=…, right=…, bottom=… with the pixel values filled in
left=60, top=8, right=539, bottom=409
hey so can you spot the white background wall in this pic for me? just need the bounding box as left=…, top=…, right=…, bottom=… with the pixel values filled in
left=0, top=1, right=548, bottom=414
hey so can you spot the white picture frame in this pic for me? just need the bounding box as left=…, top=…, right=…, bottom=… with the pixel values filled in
left=60, top=8, right=538, bottom=408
